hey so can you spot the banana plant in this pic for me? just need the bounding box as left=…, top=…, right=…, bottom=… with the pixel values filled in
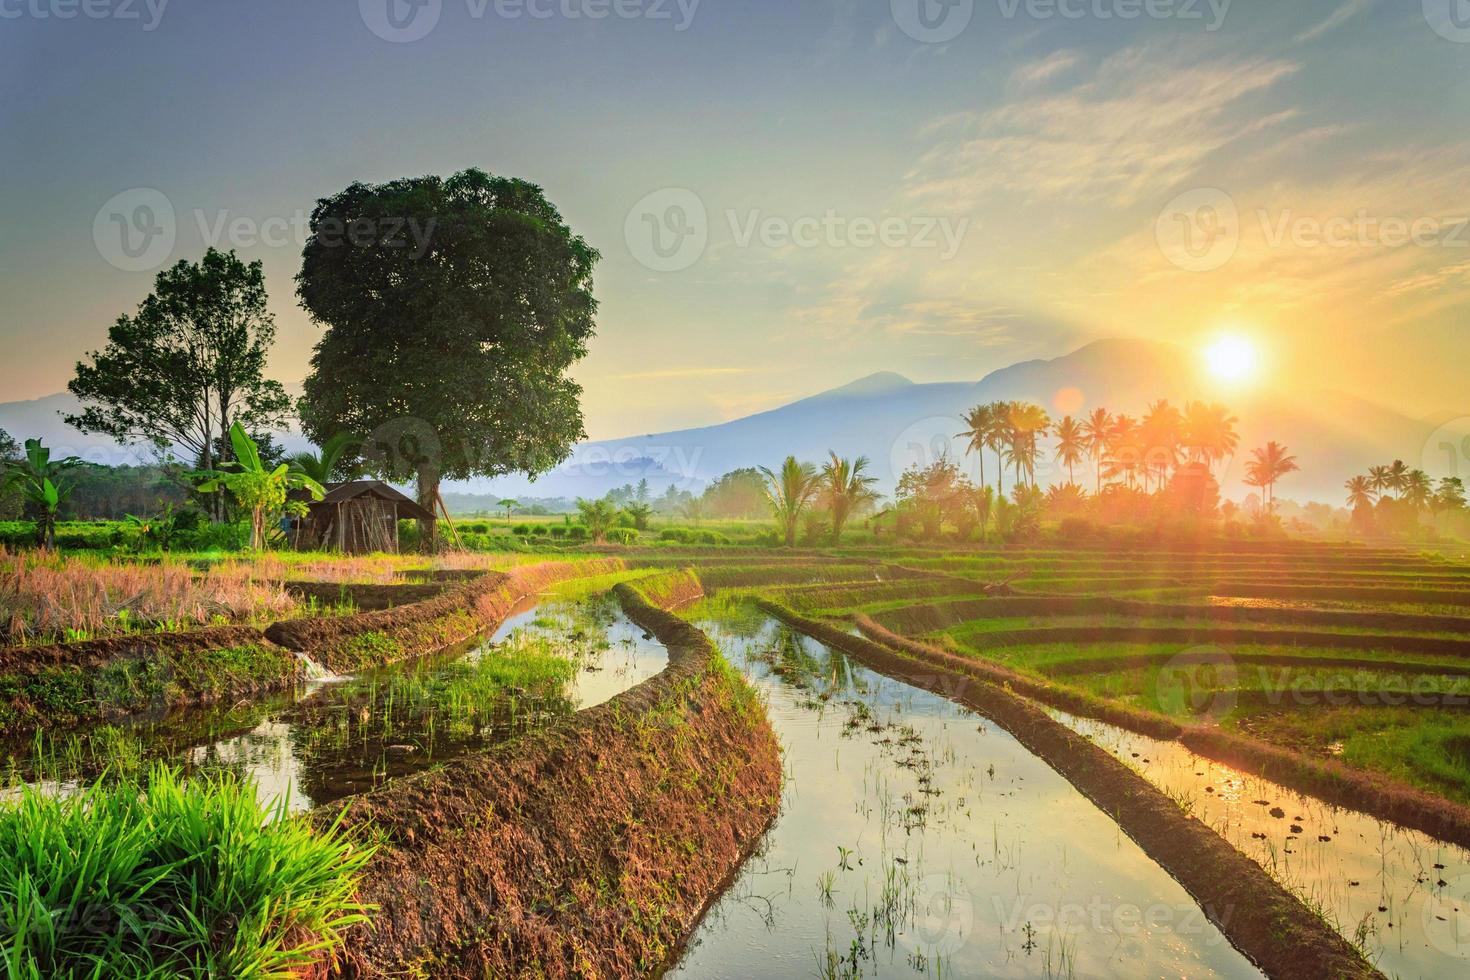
left=194, top=422, right=325, bottom=550
left=0, top=439, right=81, bottom=550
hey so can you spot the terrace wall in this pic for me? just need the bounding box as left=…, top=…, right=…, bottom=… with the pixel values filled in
left=321, top=575, right=782, bottom=979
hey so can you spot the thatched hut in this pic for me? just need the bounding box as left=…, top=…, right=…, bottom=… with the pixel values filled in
left=290, top=481, right=434, bottom=554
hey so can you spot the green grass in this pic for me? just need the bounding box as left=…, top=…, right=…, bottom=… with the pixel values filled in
left=0, top=766, right=372, bottom=978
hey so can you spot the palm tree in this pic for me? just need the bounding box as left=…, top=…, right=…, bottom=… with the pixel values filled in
left=1245, top=441, right=1299, bottom=514
left=1008, top=402, right=1051, bottom=486
left=1386, top=460, right=1411, bottom=499
left=1368, top=466, right=1392, bottom=499
left=820, top=453, right=879, bottom=544
left=1344, top=475, right=1375, bottom=510
left=1, top=438, right=82, bottom=550
left=195, top=422, right=325, bottom=550
left=497, top=498, right=518, bottom=523
left=1105, top=415, right=1141, bottom=489
left=1140, top=400, right=1183, bottom=491
left=759, top=456, right=819, bottom=547
left=984, top=401, right=1014, bottom=497
left=1080, top=408, right=1113, bottom=495
left=957, top=404, right=994, bottom=491
left=1403, top=469, right=1434, bottom=512
left=621, top=501, right=653, bottom=531
left=1183, top=401, right=1239, bottom=472
left=288, top=432, right=359, bottom=485
left=1052, top=415, right=1084, bottom=486
left=974, top=484, right=994, bottom=544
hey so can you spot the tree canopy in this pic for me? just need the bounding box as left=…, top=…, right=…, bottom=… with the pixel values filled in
left=67, top=249, right=291, bottom=471
left=296, top=169, right=599, bottom=545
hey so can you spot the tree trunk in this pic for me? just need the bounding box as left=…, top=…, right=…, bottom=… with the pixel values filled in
left=250, top=507, right=265, bottom=550
left=416, top=470, right=440, bottom=554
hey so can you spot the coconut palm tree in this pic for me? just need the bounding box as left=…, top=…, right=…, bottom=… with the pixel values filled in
left=1368, top=465, right=1392, bottom=499
left=575, top=497, right=618, bottom=542
left=1008, top=402, right=1051, bottom=487
left=984, top=401, right=1014, bottom=497
left=1245, top=441, right=1299, bottom=514
left=1403, top=469, right=1434, bottom=512
left=1052, top=415, right=1084, bottom=486
left=1105, top=415, right=1141, bottom=489
left=820, top=453, right=880, bottom=544
left=973, top=484, right=994, bottom=544
left=1183, top=401, right=1239, bottom=472
left=759, top=456, right=819, bottom=547
left=288, top=431, right=359, bottom=485
left=1080, top=407, right=1113, bottom=495
left=1344, top=475, right=1375, bottom=510
left=957, top=404, right=994, bottom=491
left=1140, top=399, right=1183, bottom=491
left=1386, top=460, right=1411, bottom=499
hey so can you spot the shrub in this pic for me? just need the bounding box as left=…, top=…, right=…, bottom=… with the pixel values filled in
left=1056, top=516, right=1099, bottom=543
left=605, top=527, right=639, bottom=545
left=693, top=529, right=728, bottom=545
left=529, top=525, right=550, bottom=537
left=0, top=767, right=372, bottom=977
left=512, top=523, right=532, bottom=536
left=568, top=525, right=588, bottom=542
left=659, top=528, right=693, bottom=544
left=549, top=526, right=568, bottom=539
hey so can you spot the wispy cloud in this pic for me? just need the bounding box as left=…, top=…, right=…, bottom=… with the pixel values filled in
left=1295, top=0, right=1375, bottom=43
left=904, top=45, right=1299, bottom=209
left=609, top=367, right=755, bottom=381
left=1009, top=49, right=1082, bottom=89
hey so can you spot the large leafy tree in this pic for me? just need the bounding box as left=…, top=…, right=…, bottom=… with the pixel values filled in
left=296, top=169, right=599, bottom=550
left=67, top=249, right=292, bottom=478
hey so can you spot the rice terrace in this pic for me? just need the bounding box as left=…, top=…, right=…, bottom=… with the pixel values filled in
left=5, top=3, right=1470, bottom=979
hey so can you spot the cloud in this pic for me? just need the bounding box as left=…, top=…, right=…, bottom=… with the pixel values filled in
left=1009, top=49, right=1082, bottom=89
left=904, top=45, right=1299, bottom=209
left=1295, top=0, right=1375, bottom=43
left=608, top=367, right=755, bottom=381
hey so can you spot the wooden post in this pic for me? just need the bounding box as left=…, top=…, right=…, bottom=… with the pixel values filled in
left=436, top=492, right=464, bottom=550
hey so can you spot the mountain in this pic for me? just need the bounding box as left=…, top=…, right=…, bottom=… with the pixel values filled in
left=5, top=339, right=1463, bottom=504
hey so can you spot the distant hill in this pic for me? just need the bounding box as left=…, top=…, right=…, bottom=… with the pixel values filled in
left=6, top=339, right=1464, bottom=504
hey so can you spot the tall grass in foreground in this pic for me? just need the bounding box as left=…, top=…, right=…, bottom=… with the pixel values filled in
left=0, top=767, right=373, bottom=978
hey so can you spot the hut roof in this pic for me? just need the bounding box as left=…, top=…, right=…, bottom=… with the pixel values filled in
left=296, top=480, right=436, bottom=522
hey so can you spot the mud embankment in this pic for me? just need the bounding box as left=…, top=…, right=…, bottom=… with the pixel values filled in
left=762, top=602, right=1380, bottom=980
left=267, top=559, right=625, bottom=673
left=0, top=627, right=300, bottom=740
left=320, top=577, right=782, bottom=979
left=854, top=614, right=1470, bottom=852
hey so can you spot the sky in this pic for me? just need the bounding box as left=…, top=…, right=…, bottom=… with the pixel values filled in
left=1, top=0, right=1467, bottom=441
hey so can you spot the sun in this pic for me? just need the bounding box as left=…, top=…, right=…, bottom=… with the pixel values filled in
left=1204, top=335, right=1259, bottom=384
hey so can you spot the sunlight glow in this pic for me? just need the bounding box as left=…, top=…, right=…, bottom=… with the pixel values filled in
left=1204, top=335, right=1259, bottom=384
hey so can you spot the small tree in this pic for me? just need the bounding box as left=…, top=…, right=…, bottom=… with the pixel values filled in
left=497, top=498, right=518, bottom=524
left=195, top=423, right=324, bottom=550
left=576, top=498, right=618, bottom=543
left=621, top=502, right=653, bottom=531
left=758, top=457, right=818, bottom=547
left=1, top=439, right=82, bottom=549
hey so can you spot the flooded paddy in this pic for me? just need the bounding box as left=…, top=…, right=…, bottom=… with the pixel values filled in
left=1053, top=711, right=1470, bottom=977
left=670, top=611, right=1262, bottom=979
left=7, top=596, right=667, bottom=813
